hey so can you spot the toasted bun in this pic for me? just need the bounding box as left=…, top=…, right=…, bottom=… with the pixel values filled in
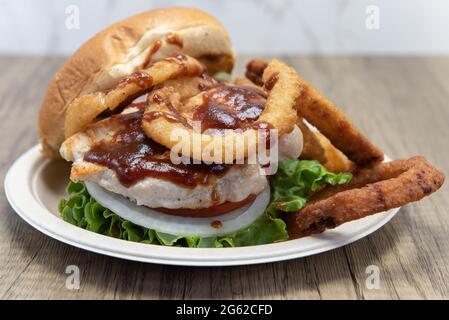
left=39, top=7, right=235, bottom=158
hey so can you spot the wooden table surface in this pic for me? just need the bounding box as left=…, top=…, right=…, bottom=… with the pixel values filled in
left=0, top=56, right=448, bottom=300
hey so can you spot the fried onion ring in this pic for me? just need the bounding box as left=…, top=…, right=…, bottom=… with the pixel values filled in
left=298, top=117, right=355, bottom=173
left=297, top=117, right=327, bottom=165
left=245, top=59, right=384, bottom=166
left=258, top=60, right=299, bottom=135
left=64, top=54, right=204, bottom=138
left=142, top=86, right=263, bottom=163
left=157, top=74, right=222, bottom=100
left=245, top=59, right=268, bottom=86
left=141, top=59, right=300, bottom=162
left=295, top=76, right=384, bottom=166
left=284, top=156, right=445, bottom=238
left=316, top=132, right=356, bottom=173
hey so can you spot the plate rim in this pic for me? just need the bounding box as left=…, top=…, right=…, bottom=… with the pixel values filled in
left=4, top=144, right=399, bottom=266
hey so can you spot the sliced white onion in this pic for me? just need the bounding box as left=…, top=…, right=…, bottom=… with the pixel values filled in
left=85, top=182, right=270, bottom=237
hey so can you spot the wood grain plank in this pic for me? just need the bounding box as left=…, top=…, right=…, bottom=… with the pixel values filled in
left=0, top=56, right=448, bottom=300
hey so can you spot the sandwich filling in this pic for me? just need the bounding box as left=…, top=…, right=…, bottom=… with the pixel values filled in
left=58, top=58, right=353, bottom=247
left=61, top=75, right=304, bottom=214
left=61, top=104, right=269, bottom=212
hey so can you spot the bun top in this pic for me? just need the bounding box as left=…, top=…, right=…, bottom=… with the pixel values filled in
left=39, top=7, right=235, bottom=158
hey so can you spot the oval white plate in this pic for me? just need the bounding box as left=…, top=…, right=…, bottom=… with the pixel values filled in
left=5, top=145, right=398, bottom=266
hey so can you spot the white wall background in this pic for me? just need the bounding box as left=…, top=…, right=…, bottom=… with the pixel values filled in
left=1, top=0, right=448, bottom=55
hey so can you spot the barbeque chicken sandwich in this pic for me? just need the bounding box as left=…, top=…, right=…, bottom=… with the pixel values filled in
left=39, top=7, right=444, bottom=247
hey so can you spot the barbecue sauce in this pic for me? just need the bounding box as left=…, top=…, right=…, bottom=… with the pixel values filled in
left=198, top=72, right=223, bottom=91
left=166, top=32, right=183, bottom=48
left=84, top=108, right=229, bottom=187
left=193, top=86, right=268, bottom=132
left=210, top=220, right=223, bottom=229
left=85, top=76, right=273, bottom=188
left=142, top=40, right=162, bottom=68
left=264, top=72, right=279, bottom=91
left=117, top=71, right=153, bottom=88
left=143, top=93, right=192, bottom=127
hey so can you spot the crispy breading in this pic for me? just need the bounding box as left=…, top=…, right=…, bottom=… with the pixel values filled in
left=314, top=131, right=356, bottom=173
left=258, top=59, right=299, bottom=136
left=298, top=117, right=355, bottom=173
left=245, top=59, right=268, bottom=86
left=297, top=118, right=326, bottom=164
left=284, top=156, right=445, bottom=238
left=64, top=54, right=204, bottom=138
left=245, top=59, right=384, bottom=166
left=141, top=59, right=300, bottom=162
left=295, top=77, right=384, bottom=166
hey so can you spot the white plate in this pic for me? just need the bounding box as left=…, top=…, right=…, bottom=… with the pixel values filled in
left=4, top=145, right=398, bottom=266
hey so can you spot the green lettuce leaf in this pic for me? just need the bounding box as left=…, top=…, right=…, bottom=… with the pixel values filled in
left=58, top=159, right=351, bottom=247
left=268, top=159, right=352, bottom=216
left=58, top=181, right=287, bottom=248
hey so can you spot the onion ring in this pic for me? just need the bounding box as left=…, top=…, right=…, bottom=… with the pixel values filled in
left=284, top=156, right=445, bottom=238
left=258, top=59, right=299, bottom=136
left=295, top=76, right=384, bottom=166
left=298, top=117, right=355, bottom=173
left=157, top=74, right=222, bottom=100
left=297, top=117, right=327, bottom=164
left=142, top=86, right=262, bottom=163
left=245, top=59, right=384, bottom=166
left=64, top=54, right=204, bottom=138
left=245, top=59, right=268, bottom=86
left=141, top=59, right=300, bottom=162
